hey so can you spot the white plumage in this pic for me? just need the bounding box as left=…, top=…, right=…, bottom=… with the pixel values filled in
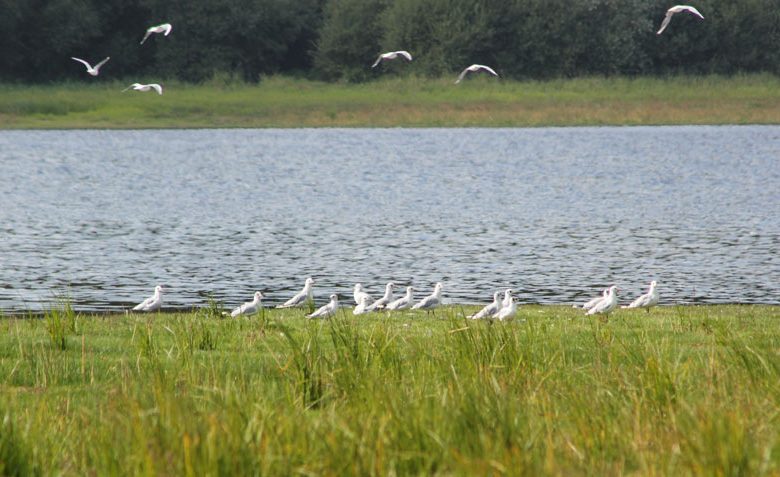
left=455, top=64, right=499, bottom=84
left=468, top=291, right=501, bottom=320
left=353, top=295, right=371, bottom=315
left=622, top=281, right=659, bottom=311
left=587, top=286, right=619, bottom=316
left=133, top=285, right=164, bottom=312
left=140, top=23, right=173, bottom=44
left=367, top=282, right=395, bottom=311
left=371, top=50, right=413, bottom=68
left=580, top=288, right=609, bottom=312
left=656, top=5, right=704, bottom=35
left=71, top=57, right=110, bottom=76
left=495, top=296, right=517, bottom=321
left=276, top=277, right=315, bottom=308
left=230, top=291, right=263, bottom=317
left=122, top=83, right=163, bottom=95
left=386, top=286, right=414, bottom=311
left=353, top=283, right=374, bottom=306
left=307, top=294, right=339, bottom=319
left=412, top=282, right=443, bottom=313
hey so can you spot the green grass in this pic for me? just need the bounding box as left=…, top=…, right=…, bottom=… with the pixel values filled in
left=1, top=304, right=779, bottom=475
left=1, top=74, right=779, bottom=128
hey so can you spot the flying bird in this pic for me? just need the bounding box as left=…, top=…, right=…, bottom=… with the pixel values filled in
left=656, top=5, right=704, bottom=35
left=468, top=291, right=501, bottom=320
left=371, top=50, right=413, bottom=68
left=276, top=277, right=315, bottom=308
left=70, top=57, right=110, bottom=76
left=412, top=282, right=443, bottom=315
left=307, top=294, right=339, bottom=319
left=622, top=281, right=659, bottom=312
left=230, top=291, right=263, bottom=317
left=386, top=286, right=414, bottom=311
left=132, top=285, right=164, bottom=312
left=140, top=23, right=173, bottom=44
left=367, top=282, right=395, bottom=311
left=122, top=83, right=163, bottom=95
left=455, top=64, right=499, bottom=84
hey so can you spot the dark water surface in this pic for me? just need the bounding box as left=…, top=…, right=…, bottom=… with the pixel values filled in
left=1, top=127, right=778, bottom=312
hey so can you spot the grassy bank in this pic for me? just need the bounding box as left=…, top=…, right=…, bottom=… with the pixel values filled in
left=1, top=75, right=779, bottom=128
left=1, top=304, right=779, bottom=475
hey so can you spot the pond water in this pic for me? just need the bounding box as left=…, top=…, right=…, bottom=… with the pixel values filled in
left=1, top=126, right=778, bottom=312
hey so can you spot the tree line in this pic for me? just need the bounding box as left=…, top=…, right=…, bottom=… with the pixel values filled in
left=1, top=0, right=778, bottom=83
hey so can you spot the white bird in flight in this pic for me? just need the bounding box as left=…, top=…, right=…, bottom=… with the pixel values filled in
left=353, top=283, right=374, bottom=306
left=122, top=83, right=163, bottom=95
left=468, top=291, right=501, bottom=320
left=622, top=281, right=659, bottom=312
left=230, top=291, right=263, bottom=317
left=132, top=285, right=164, bottom=312
left=353, top=295, right=371, bottom=315
left=587, top=286, right=619, bottom=316
left=371, top=50, right=413, bottom=68
left=140, top=23, right=173, bottom=44
left=386, top=286, right=414, bottom=311
left=307, top=294, right=339, bottom=319
left=412, top=282, right=443, bottom=314
left=455, top=64, right=499, bottom=84
left=71, top=57, right=110, bottom=76
left=656, top=5, right=704, bottom=35
left=367, top=282, right=395, bottom=311
left=276, top=277, right=315, bottom=308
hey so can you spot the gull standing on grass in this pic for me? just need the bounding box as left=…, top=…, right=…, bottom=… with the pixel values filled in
left=140, top=23, right=173, bottom=44
left=308, top=294, right=339, bottom=319
left=468, top=291, right=501, bottom=320
left=412, top=282, right=443, bottom=315
left=386, top=286, right=414, bottom=311
left=495, top=295, right=517, bottom=321
left=353, top=283, right=374, bottom=306
left=122, top=83, right=163, bottom=95
left=71, top=57, right=110, bottom=76
left=367, top=282, right=395, bottom=311
left=587, top=285, right=619, bottom=316
left=353, top=295, right=371, bottom=315
left=276, top=277, right=315, bottom=308
left=656, top=5, right=704, bottom=35
left=622, top=281, right=659, bottom=312
left=579, top=287, right=609, bottom=312
left=371, top=50, right=413, bottom=68
left=133, top=285, right=164, bottom=312
left=455, top=64, right=499, bottom=84
left=230, top=291, right=263, bottom=317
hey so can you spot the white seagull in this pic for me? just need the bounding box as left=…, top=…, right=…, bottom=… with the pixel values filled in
left=412, top=282, right=443, bottom=314
left=353, top=283, right=374, bottom=306
left=122, top=83, right=163, bottom=95
left=353, top=295, right=371, bottom=315
left=367, top=282, right=395, bottom=311
left=495, top=296, right=517, bottom=321
left=140, top=23, right=173, bottom=44
left=71, top=57, right=110, bottom=76
left=276, top=277, right=315, bottom=308
left=468, top=291, right=501, bottom=320
left=230, top=291, right=263, bottom=317
left=307, top=294, right=339, bottom=319
left=371, top=50, right=413, bottom=68
left=386, top=286, right=414, bottom=311
left=656, top=5, right=704, bottom=35
left=580, top=288, right=609, bottom=312
left=133, top=285, right=164, bottom=312
left=455, top=64, right=499, bottom=84
left=622, top=281, right=659, bottom=312
left=587, top=286, right=619, bottom=316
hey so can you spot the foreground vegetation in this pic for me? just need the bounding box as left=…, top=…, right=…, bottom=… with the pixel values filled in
left=1, top=75, right=780, bottom=128
left=1, top=304, right=779, bottom=475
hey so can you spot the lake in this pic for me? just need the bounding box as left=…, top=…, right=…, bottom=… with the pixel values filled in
left=0, top=126, right=778, bottom=312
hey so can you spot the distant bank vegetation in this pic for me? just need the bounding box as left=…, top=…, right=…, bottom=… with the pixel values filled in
left=1, top=0, right=778, bottom=84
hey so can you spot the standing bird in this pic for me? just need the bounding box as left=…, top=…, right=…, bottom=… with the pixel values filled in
left=353, top=283, right=374, bottom=306
left=587, top=286, right=619, bottom=316
left=656, top=5, right=704, bottom=35
left=230, top=291, right=263, bottom=317
left=412, top=282, right=443, bottom=315
left=70, top=57, right=110, bottom=76
left=468, top=291, right=501, bottom=320
left=276, top=277, right=315, bottom=308
left=122, top=83, right=163, bottom=95
left=371, top=50, right=413, bottom=68
left=307, top=294, right=339, bottom=319
left=495, top=296, right=517, bottom=321
left=455, top=64, right=499, bottom=84
left=622, top=281, right=659, bottom=312
left=140, top=23, right=173, bottom=44
left=367, top=282, right=395, bottom=311
left=353, top=295, right=371, bottom=315
left=580, top=288, right=609, bottom=312
left=386, top=286, right=414, bottom=311
left=133, top=285, right=164, bottom=312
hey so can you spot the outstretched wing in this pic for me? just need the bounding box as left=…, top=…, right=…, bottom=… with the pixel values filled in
left=140, top=30, right=153, bottom=44
left=683, top=6, right=704, bottom=19
left=94, top=57, right=110, bottom=71
left=71, top=57, right=92, bottom=70
left=397, top=51, right=413, bottom=61
left=656, top=12, right=673, bottom=35
left=477, top=65, right=499, bottom=77
left=455, top=67, right=470, bottom=84
left=150, top=84, right=163, bottom=95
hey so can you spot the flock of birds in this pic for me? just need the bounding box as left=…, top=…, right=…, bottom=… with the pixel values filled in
left=72, top=5, right=705, bottom=92
left=131, top=279, right=660, bottom=321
